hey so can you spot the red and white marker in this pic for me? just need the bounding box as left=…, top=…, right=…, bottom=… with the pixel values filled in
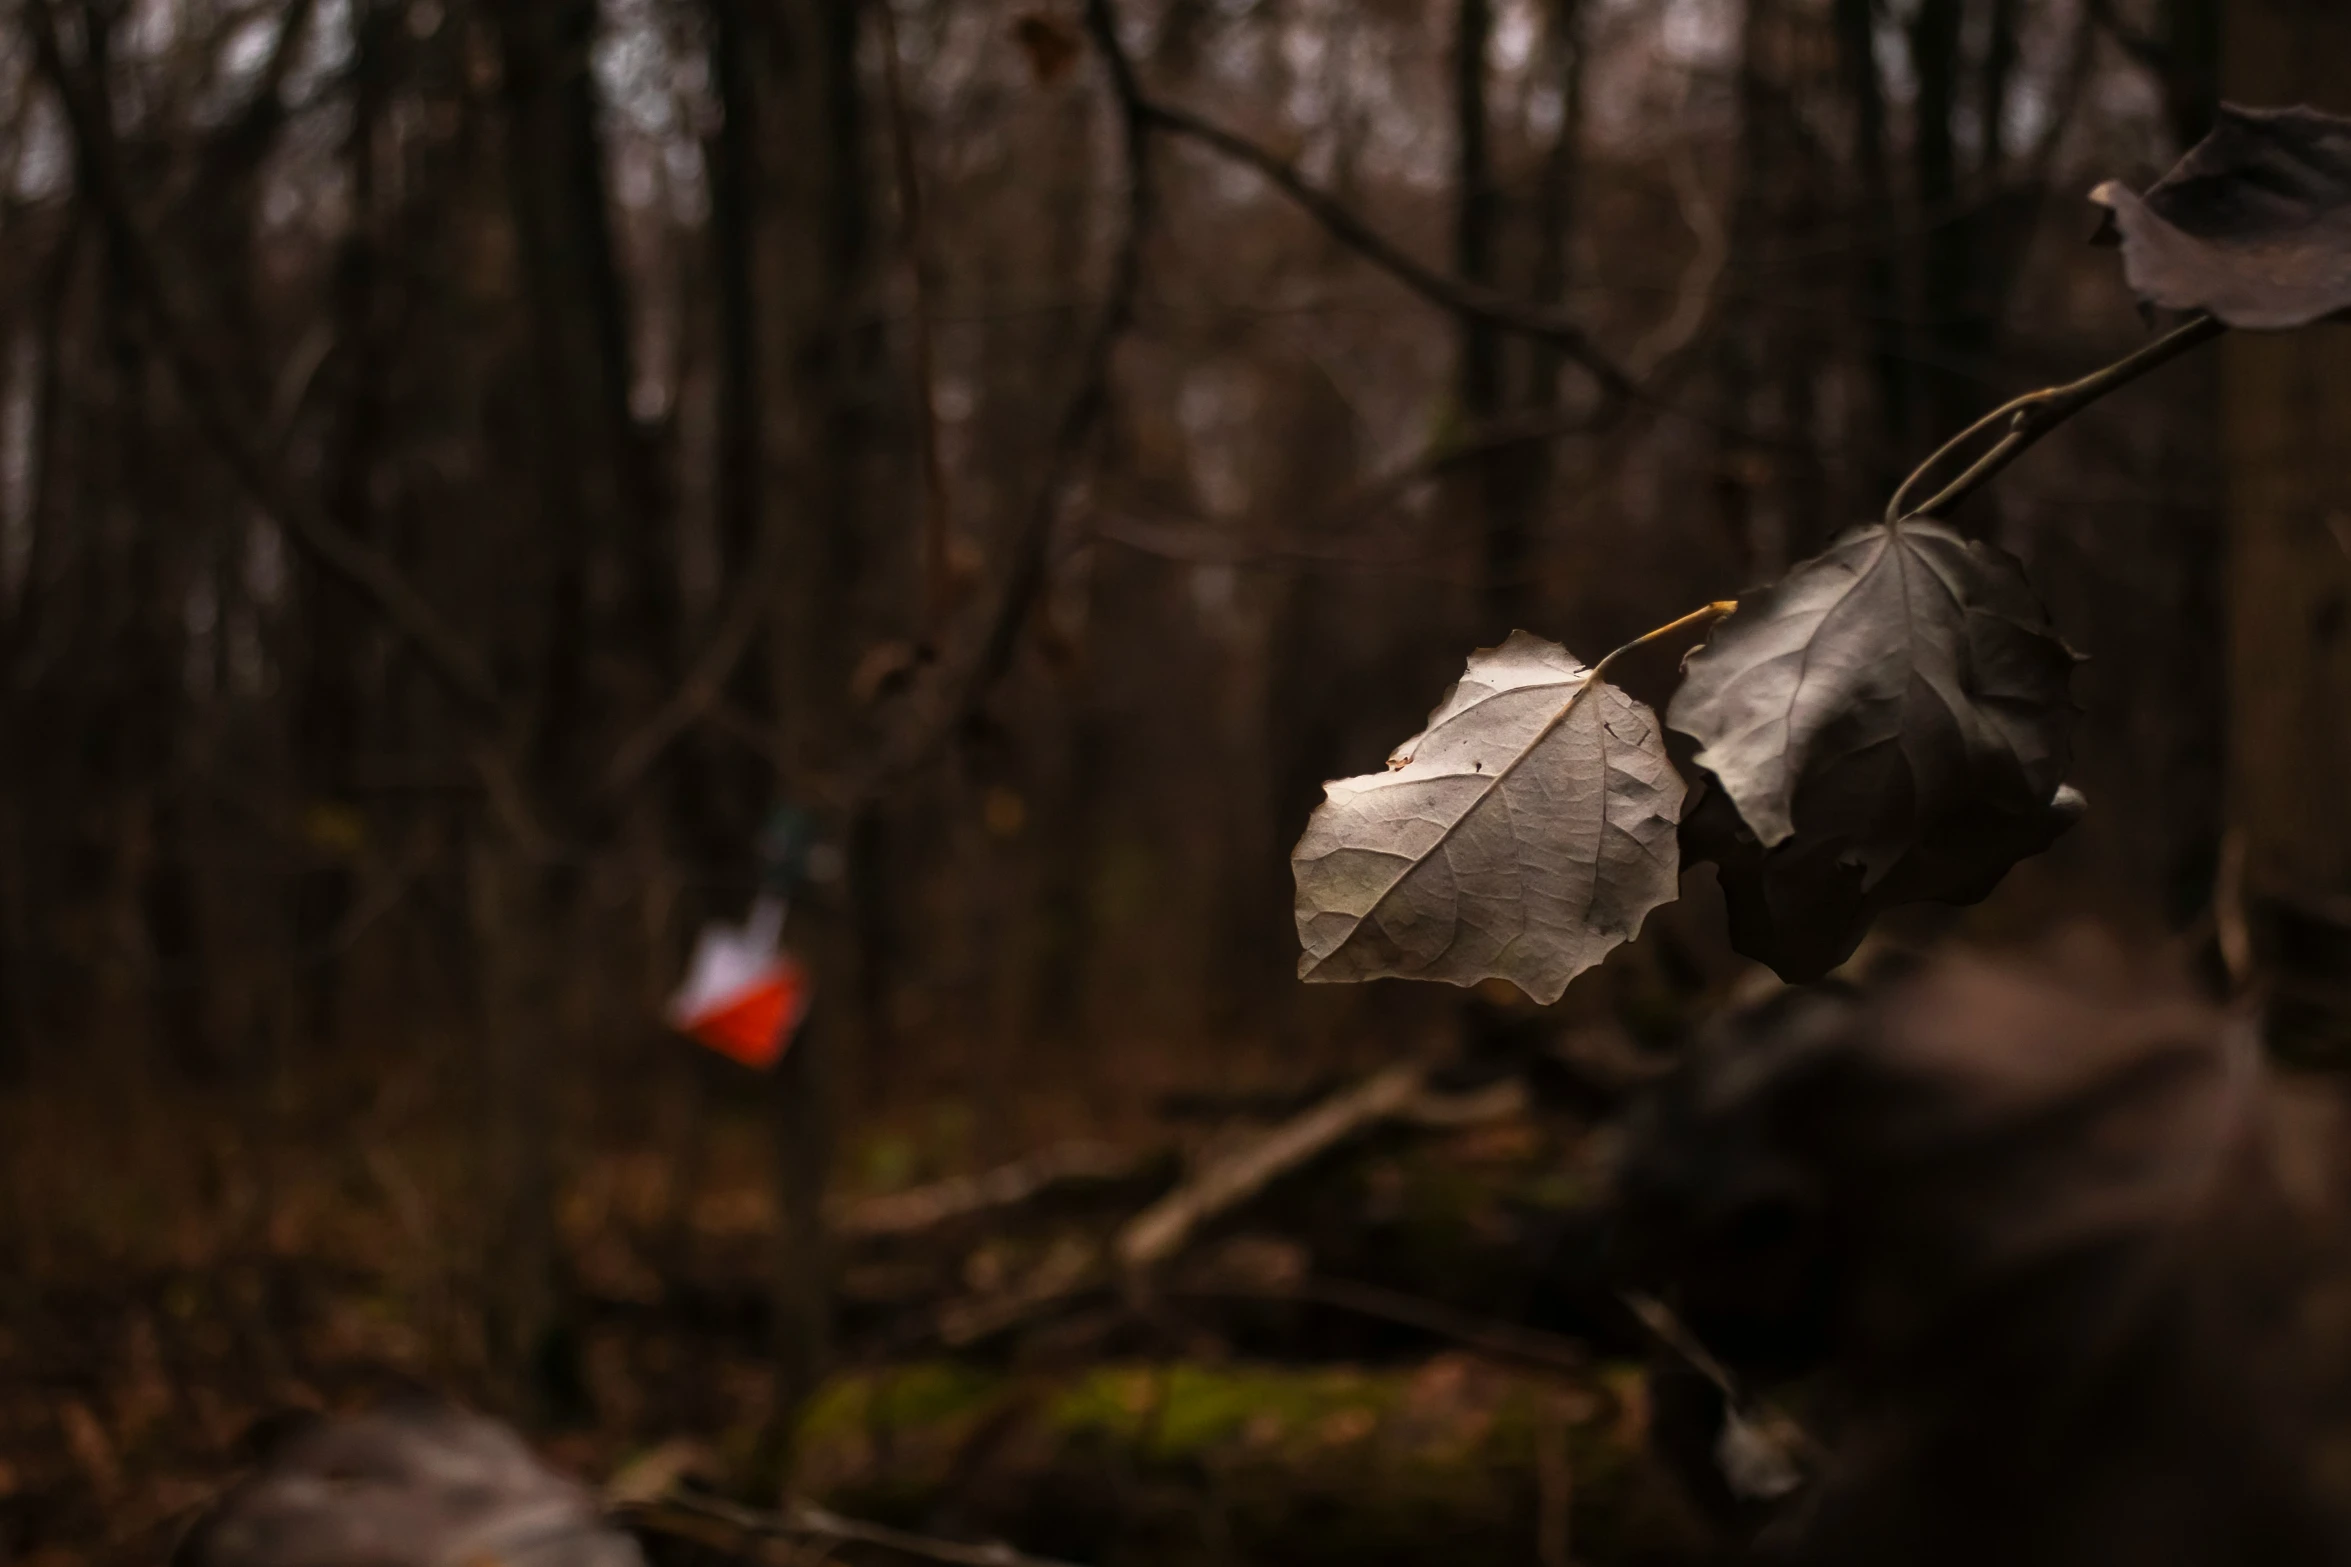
left=666, top=896, right=811, bottom=1070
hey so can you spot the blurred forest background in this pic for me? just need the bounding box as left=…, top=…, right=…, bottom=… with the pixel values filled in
left=2, top=0, right=2348, bottom=1561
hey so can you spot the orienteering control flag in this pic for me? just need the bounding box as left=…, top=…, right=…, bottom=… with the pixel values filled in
left=666, top=895, right=810, bottom=1069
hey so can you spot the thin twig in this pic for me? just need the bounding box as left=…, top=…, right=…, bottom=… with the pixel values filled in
left=1093, top=402, right=1613, bottom=567
left=1621, top=1289, right=1830, bottom=1487
left=22, top=0, right=502, bottom=714
left=1092, top=0, right=1633, bottom=404
left=1117, top=1063, right=1428, bottom=1273
left=602, top=521, right=789, bottom=798
left=1089, top=321, right=1724, bottom=579
left=625, top=1491, right=1095, bottom=1567
left=851, top=0, right=1155, bottom=798
left=1885, top=314, right=2226, bottom=524
left=471, top=746, right=562, bottom=864
left=1619, top=1290, right=1741, bottom=1403
left=1327, top=403, right=1616, bottom=530
left=1095, top=335, right=1725, bottom=583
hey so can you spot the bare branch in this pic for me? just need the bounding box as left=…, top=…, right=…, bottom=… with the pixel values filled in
left=1888, top=313, right=2225, bottom=524
left=1095, top=403, right=1614, bottom=568
left=23, top=0, right=501, bottom=714
left=847, top=0, right=1157, bottom=798
left=1090, top=0, right=1634, bottom=403
left=601, top=523, right=787, bottom=798
left=645, top=0, right=1652, bottom=799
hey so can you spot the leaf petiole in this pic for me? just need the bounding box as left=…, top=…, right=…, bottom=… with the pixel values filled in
left=1594, top=601, right=1740, bottom=676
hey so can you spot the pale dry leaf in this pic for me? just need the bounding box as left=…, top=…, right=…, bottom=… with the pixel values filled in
left=1291, top=631, right=1683, bottom=1005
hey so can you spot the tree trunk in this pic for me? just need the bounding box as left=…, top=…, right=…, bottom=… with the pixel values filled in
left=687, top=0, right=780, bottom=875
left=468, top=830, right=582, bottom=1422
left=1526, top=0, right=1584, bottom=414
left=708, top=0, right=767, bottom=593
left=479, top=0, right=649, bottom=1412
left=757, top=0, right=875, bottom=1486
left=1454, top=0, right=1519, bottom=635
left=1907, top=0, right=1972, bottom=443
left=295, top=0, right=393, bottom=1050
left=1719, top=0, right=1831, bottom=574
left=2156, top=0, right=2221, bottom=148
left=491, top=0, right=643, bottom=792
left=0, top=211, right=78, bottom=1078
left=2221, top=2, right=2351, bottom=1054
left=1833, top=0, right=1907, bottom=491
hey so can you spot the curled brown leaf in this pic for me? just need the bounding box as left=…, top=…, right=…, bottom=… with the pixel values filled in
left=2090, top=103, right=2351, bottom=329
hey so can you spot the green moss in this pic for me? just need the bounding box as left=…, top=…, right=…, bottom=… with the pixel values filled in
left=796, top=1361, right=1011, bottom=1467
left=789, top=1358, right=1705, bottom=1566
left=1048, top=1363, right=1397, bottom=1460
left=878, top=1361, right=1006, bottom=1428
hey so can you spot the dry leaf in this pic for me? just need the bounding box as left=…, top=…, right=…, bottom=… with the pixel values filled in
left=1292, top=632, right=1683, bottom=1005
left=2090, top=103, right=2351, bottom=329
left=1669, top=521, right=2079, bottom=980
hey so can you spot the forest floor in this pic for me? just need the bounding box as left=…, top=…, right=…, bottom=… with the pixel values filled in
left=0, top=1021, right=1725, bottom=1567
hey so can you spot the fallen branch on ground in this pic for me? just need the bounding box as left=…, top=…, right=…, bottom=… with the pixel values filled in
left=835, top=1142, right=1163, bottom=1242
left=1116, top=1064, right=1529, bottom=1274
left=624, top=1490, right=1096, bottom=1567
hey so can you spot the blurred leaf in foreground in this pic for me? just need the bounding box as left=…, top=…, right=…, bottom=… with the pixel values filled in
left=181, top=1403, right=642, bottom=1567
